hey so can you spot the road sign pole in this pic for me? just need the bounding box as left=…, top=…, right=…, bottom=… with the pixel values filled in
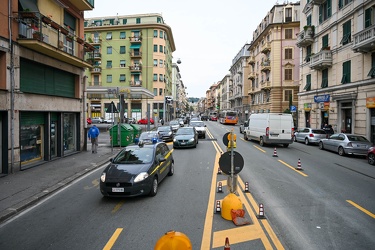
left=230, top=129, right=234, bottom=193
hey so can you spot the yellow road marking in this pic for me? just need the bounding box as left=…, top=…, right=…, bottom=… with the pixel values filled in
left=346, top=200, right=375, bottom=219
left=278, top=160, right=308, bottom=177
left=254, top=145, right=266, bottom=153
left=212, top=226, right=265, bottom=248
left=103, top=228, right=123, bottom=250
left=112, top=200, right=125, bottom=213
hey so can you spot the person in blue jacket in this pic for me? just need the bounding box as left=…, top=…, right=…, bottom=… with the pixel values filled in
left=88, top=125, right=100, bottom=153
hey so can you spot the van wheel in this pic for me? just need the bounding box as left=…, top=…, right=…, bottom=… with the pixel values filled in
left=260, top=137, right=264, bottom=146
left=283, top=144, right=289, bottom=148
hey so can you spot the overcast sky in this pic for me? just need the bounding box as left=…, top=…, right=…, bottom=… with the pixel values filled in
left=86, top=0, right=296, bottom=98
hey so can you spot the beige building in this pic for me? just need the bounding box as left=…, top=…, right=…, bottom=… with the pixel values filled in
left=297, top=0, right=375, bottom=142
left=247, top=2, right=301, bottom=125
left=1, top=0, right=93, bottom=174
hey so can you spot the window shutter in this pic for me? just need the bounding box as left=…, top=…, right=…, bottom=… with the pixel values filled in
left=319, top=5, right=323, bottom=24
left=327, top=0, right=332, bottom=17
left=365, top=8, right=372, bottom=28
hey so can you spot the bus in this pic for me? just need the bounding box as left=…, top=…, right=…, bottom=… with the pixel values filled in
left=218, top=110, right=238, bottom=125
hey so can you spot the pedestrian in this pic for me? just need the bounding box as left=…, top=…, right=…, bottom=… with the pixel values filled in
left=88, top=125, right=100, bottom=153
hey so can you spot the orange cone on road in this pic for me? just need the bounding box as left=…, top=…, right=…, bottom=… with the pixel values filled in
left=224, top=237, right=230, bottom=250
left=273, top=147, right=278, bottom=157
left=296, top=158, right=303, bottom=170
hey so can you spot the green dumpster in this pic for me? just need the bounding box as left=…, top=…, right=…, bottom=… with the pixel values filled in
left=109, top=124, right=134, bottom=146
left=130, top=124, right=143, bottom=143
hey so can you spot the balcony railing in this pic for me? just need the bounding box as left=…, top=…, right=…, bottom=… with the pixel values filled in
left=129, top=36, right=142, bottom=43
left=296, top=29, right=314, bottom=48
left=248, top=72, right=256, bottom=80
left=309, top=50, right=332, bottom=70
left=129, top=65, right=142, bottom=72
left=129, top=51, right=142, bottom=57
left=248, top=56, right=255, bottom=64
left=91, top=67, right=101, bottom=73
left=352, top=25, right=375, bottom=53
left=261, top=42, right=271, bottom=54
left=129, top=80, right=142, bottom=86
left=261, top=81, right=271, bottom=90
left=16, top=12, right=92, bottom=68
left=260, top=60, right=271, bottom=72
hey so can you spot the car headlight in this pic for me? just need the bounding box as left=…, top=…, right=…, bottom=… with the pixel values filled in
left=168, top=132, right=172, bottom=135
left=134, top=172, right=149, bottom=183
left=189, top=138, right=195, bottom=142
left=173, top=138, right=177, bottom=142
left=100, top=172, right=106, bottom=182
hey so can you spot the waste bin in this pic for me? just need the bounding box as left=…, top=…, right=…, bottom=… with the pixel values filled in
left=130, top=124, right=143, bottom=143
left=109, top=124, right=134, bottom=146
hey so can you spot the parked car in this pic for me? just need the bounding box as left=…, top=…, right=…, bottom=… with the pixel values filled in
left=367, top=147, right=375, bottom=165
left=294, top=128, right=327, bottom=145
left=190, top=117, right=201, bottom=122
left=87, top=118, right=92, bottom=125
left=239, top=120, right=249, bottom=134
left=91, top=117, right=103, bottom=124
left=178, top=118, right=184, bottom=127
left=173, top=127, right=198, bottom=149
left=136, top=131, right=162, bottom=144
left=138, top=118, right=154, bottom=125
left=100, top=142, right=174, bottom=197
left=157, top=126, right=174, bottom=142
left=189, top=121, right=206, bottom=139
left=201, top=115, right=208, bottom=121
left=210, top=116, right=218, bottom=121
left=318, top=133, right=373, bottom=156
left=169, top=120, right=180, bottom=132
left=103, top=117, right=115, bottom=124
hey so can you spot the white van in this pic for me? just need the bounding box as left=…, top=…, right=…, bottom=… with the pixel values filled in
left=244, top=113, right=294, bottom=147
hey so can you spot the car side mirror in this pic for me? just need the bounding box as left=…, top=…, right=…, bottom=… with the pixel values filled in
left=109, top=158, right=113, bottom=163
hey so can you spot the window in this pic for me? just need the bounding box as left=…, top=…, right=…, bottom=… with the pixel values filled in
left=122, top=19, right=127, bottom=24
left=338, top=0, right=352, bottom=9
left=119, top=74, right=126, bottom=82
left=159, top=59, right=163, bottom=67
left=341, top=60, right=351, bottom=84
left=106, top=32, right=112, bottom=40
left=153, top=30, right=158, bottom=38
left=285, top=29, right=293, bottom=39
left=319, top=0, right=332, bottom=24
left=157, top=17, right=161, bottom=23
left=153, top=74, right=157, bottom=81
left=322, top=34, right=329, bottom=49
left=153, top=59, right=157, bottom=67
left=136, top=18, right=141, bottom=24
left=119, top=32, right=126, bottom=39
left=120, top=60, right=126, bottom=67
left=285, top=68, right=292, bottom=80
left=304, top=74, right=311, bottom=91
left=307, top=15, right=312, bottom=26
left=160, top=30, right=163, bottom=38
left=340, top=20, right=351, bottom=45
left=285, top=48, right=293, bottom=59
left=159, top=74, right=164, bottom=82
left=159, top=88, right=163, bottom=95
left=164, top=46, right=166, bottom=54
left=368, top=53, right=375, bottom=78
left=107, top=46, right=112, bottom=54
left=321, top=69, right=328, bottom=88
left=153, top=45, right=157, bottom=52
left=153, top=88, right=157, bottom=96
left=305, top=45, right=312, bottom=62
left=159, top=45, right=163, bottom=53
left=284, top=90, right=292, bottom=102
left=120, top=46, right=126, bottom=54
left=285, top=8, right=292, bottom=22
left=365, top=8, right=373, bottom=28
left=106, top=60, right=112, bottom=68
left=107, top=75, right=112, bottom=83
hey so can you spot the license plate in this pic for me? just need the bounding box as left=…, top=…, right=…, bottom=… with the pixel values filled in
left=112, top=188, right=124, bottom=192
left=180, top=142, right=186, bottom=145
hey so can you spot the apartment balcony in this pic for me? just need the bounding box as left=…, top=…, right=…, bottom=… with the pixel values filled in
left=129, top=36, right=142, bottom=43
left=129, top=65, right=142, bottom=72
left=91, top=37, right=102, bottom=44
left=260, top=60, right=271, bottom=72
left=261, top=80, right=271, bottom=90
left=296, top=29, right=314, bottom=48
left=129, top=50, right=142, bottom=58
left=248, top=72, right=256, bottom=80
left=309, top=50, right=332, bottom=70
left=91, top=67, right=101, bottom=73
left=310, top=0, right=326, bottom=4
left=352, top=25, right=375, bottom=53
left=88, top=81, right=102, bottom=86
left=129, top=80, right=143, bottom=87
left=248, top=56, right=255, bottom=65
left=261, top=42, right=271, bottom=54
left=17, top=16, right=92, bottom=68
left=70, top=0, right=94, bottom=11
left=248, top=87, right=255, bottom=94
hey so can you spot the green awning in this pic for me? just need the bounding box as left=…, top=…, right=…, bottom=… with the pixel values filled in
left=130, top=44, right=141, bottom=49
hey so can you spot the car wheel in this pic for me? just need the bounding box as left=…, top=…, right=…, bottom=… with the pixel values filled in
left=260, top=137, right=264, bottom=146
left=244, top=133, right=248, bottom=141
left=338, top=146, right=345, bottom=156
left=294, top=136, right=297, bottom=142
left=203, top=134, right=206, bottom=139
left=304, top=138, right=309, bottom=145
left=168, top=163, right=174, bottom=176
left=319, top=141, right=324, bottom=150
left=149, top=177, right=158, bottom=197
left=368, top=153, right=375, bottom=165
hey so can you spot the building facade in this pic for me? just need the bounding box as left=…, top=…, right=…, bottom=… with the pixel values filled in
left=297, top=0, right=375, bottom=142
left=84, top=13, right=176, bottom=123
left=247, top=2, right=300, bottom=126
left=1, top=0, right=94, bottom=174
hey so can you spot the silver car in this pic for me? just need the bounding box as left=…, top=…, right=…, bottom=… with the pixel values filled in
left=169, top=120, right=180, bottom=132
left=294, top=128, right=327, bottom=145
left=318, top=133, right=373, bottom=156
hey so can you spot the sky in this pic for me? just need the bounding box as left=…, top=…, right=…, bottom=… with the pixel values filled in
left=86, top=0, right=296, bottom=98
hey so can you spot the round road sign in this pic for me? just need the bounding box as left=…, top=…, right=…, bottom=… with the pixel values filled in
left=218, top=151, right=244, bottom=175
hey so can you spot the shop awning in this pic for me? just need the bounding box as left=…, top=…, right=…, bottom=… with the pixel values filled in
left=130, top=44, right=141, bottom=49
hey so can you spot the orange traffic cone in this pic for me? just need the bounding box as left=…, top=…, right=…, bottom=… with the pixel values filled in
left=296, top=158, right=303, bottom=170
left=224, top=237, right=230, bottom=250
left=273, top=147, right=278, bottom=157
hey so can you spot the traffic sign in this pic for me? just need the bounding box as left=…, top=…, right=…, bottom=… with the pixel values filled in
left=218, top=151, right=244, bottom=175
left=222, top=132, right=230, bottom=146
left=290, top=105, right=296, bottom=112
left=106, top=101, right=118, bottom=113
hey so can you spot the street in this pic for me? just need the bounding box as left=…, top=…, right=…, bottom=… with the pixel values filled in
left=0, top=121, right=374, bottom=249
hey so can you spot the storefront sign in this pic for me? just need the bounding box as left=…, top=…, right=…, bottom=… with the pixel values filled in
left=314, top=94, right=330, bottom=103
left=366, top=97, right=375, bottom=108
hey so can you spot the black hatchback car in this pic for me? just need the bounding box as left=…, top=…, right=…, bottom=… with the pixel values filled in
left=100, top=142, right=174, bottom=197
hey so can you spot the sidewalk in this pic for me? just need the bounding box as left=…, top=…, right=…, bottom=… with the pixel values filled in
left=0, top=130, right=120, bottom=224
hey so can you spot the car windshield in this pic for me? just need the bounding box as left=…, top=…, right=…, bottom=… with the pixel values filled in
left=190, top=122, right=204, bottom=127
left=347, top=135, right=369, bottom=142
left=113, top=147, right=154, bottom=164
left=158, top=126, right=171, bottom=132
left=170, top=121, right=179, bottom=125
left=139, top=132, right=158, bottom=140
left=176, top=128, right=194, bottom=135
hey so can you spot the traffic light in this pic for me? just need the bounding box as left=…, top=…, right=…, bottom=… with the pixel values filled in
left=165, top=96, right=173, bottom=104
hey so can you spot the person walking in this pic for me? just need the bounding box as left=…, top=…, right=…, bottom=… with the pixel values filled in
left=88, top=125, right=100, bottom=153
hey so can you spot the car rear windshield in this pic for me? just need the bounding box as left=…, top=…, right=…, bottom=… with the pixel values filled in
left=191, top=122, right=204, bottom=127
left=113, top=147, right=154, bottom=164
left=158, top=127, right=171, bottom=132
left=140, top=133, right=158, bottom=140
left=312, top=130, right=326, bottom=134
left=176, top=128, right=193, bottom=135
left=347, top=135, right=369, bottom=142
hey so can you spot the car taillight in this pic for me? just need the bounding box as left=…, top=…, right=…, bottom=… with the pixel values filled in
left=309, top=133, right=314, bottom=137
left=291, top=128, right=294, bottom=138
left=266, top=127, right=269, bottom=136
left=347, top=142, right=353, bottom=147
